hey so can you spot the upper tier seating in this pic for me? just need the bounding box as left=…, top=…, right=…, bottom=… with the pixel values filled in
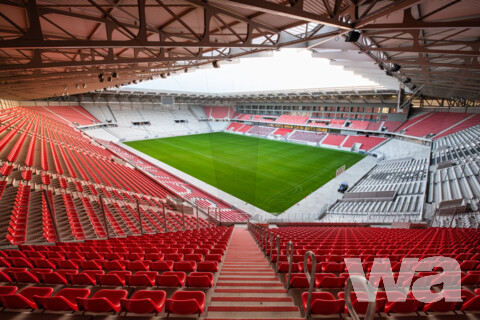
left=347, top=121, right=369, bottom=130
left=382, top=121, right=404, bottom=132
left=237, top=125, right=253, bottom=133
left=365, top=121, right=382, bottom=131
left=321, top=134, right=346, bottom=146
left=434, top=114, right=480, bottom=139
left=289, top=131, right=326, bottom=143
left=226, top=122, right=244, bottom=132
left=236, top=114, right=253, bottom=120
left=342, top=135, right=386, bottom=151
left=272, top=128, right=292, bottom=136
left=248, top=126, right=276, bottom=136
left=204, top=106, right=235, bottom=119
left=25, top=106, right=99, bottom=126
left=399, top=112, right=472, bottom=137
left=275, top=115, right=309, bottom=125
left=395, top=112, right=434, bottom=133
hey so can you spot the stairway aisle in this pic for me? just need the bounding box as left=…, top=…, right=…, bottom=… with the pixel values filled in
left=206, top=227, right=302, bottom=320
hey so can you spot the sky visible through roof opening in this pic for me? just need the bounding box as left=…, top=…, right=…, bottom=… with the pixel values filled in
left=129, top=49, right=379, bottom=93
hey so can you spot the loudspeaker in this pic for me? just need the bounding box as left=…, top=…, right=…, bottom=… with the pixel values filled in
left=345, top=31, right=361, bottom=42
left=391, top=64, right=401, bottom=72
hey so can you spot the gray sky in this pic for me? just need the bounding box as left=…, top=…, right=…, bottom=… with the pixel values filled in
left=129, top=49, right=380, bottom=93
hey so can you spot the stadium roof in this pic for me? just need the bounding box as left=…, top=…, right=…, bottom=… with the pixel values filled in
left=1, top=0, right=479, bottom=102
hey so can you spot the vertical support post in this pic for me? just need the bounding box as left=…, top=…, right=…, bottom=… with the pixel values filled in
left=286, top=241, right=294, bottom=289
left=275, top=235, right=281, bottom=273
left=162, top=202, right=168, bottom=233
left=99, top=195, right=110, bottom=239
left=181, top=201, right=186, bottom=230
left=136, top=199, right=144, bottom=235
left=42, top=189, right=60, bottom=242
left=304, top=251, right=317, bottom=320
left=195, top=200, right=199, bottom=229
left=269, top=233, right=274, bottom=260
left=345, top=275, right=377, bottom=320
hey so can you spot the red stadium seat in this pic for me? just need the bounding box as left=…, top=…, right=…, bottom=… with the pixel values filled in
left=165, top=291, right=205, bottom=316
left=461, top=296, right=480, bottom=311
left=103, top=260, right=126, bottom=271
left=0, top=286, right=17, bottom=296
left=185, top=254, right=203, bottom=262
left=9, top=257, right=33, bottom=268
left=384, top=292, right=419, bottom=314
left=165, top=253, right=183, bottom=261
left=301, top=292, right=344, bottom=315
left=96, top=271, right=131, bottom=286
left=31, top=258, right=56, bottom=269
left=174, top=261, right=196, bottom=272
left=156, top=271, right=186, bottom=287
left=0, top=287, right=54, bottom=309
left=197, top=261, right=218, bottom=272
left=128, top=271, right=157, bottom=286
left=186, top=272, right=214, bottom=288
left=289, top=273, right=311, bottom=288
left=68, top=270, right=104, bottom=286
left=121, top=290, right=166, bottom=314
left=57, top=259, right=80, bottom=270
left=38, top=271, right=70, bottom=285
left=35, top=288, right=90, bottom=311
left=10, top=271, right=39, bottom=283
left=77, top=289, right=127, bottom=313
left=150, top=260, right=174, bottom=272
left=205, top=254, right=222, bottom=262
left=80, top=260, right=103, bottom=270
left=0, top=271, right=12, bottom=283
left=126, top=260, right=150, bottom=271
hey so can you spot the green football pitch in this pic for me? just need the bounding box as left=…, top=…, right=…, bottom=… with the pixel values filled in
left=125, top=132, right=364, bottom=214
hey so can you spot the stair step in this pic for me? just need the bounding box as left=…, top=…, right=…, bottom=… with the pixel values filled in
left=218, top=277, right=279, bottom=281
left=206, top=312, right=302, bottom=319
left=208, top=228, right=301, bottom=320
left=216, top=282, right=284, bottom=287
left=209, top=306, right=299, bottom=312
left=214, top=288, right=288, bottom=293
left=211, top=297, right=293, bottom=302
left=220, top=272, right=276, bottom=276
left=211, top=301, right=293, bottom=307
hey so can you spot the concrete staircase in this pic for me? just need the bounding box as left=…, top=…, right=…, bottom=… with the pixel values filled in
left=206, top=227, right=302, bottom=320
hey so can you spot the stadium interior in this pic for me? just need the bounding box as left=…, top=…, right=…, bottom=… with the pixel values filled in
left=0, top=1, right=479, bottom=320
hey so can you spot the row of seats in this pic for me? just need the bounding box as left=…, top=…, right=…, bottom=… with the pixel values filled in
left=302, top=288, right=480, bottom=315
left=0, top=268, right=217, bottom=287
left=0, top=286, right=206, bottom=315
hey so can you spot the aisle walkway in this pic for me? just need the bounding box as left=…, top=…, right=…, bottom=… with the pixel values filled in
left=206, top=228, right=302, bottom=319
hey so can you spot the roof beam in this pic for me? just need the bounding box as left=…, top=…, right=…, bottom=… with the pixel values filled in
left=361, top=18, right=480, bottom=30
left=207, top=0, right=352, bottom=29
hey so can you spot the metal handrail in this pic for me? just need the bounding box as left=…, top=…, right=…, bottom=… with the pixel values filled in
left=263, top=229, right=268, bottom=254
left=286, top=241, right=294, bottom=289
left=275, top=235, right=281, bottom=273
left=303, top=251, right=316, bottom=319
left=269, top=233, right=274, bottom=260
left=344, top=275, right=377, bottom=320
